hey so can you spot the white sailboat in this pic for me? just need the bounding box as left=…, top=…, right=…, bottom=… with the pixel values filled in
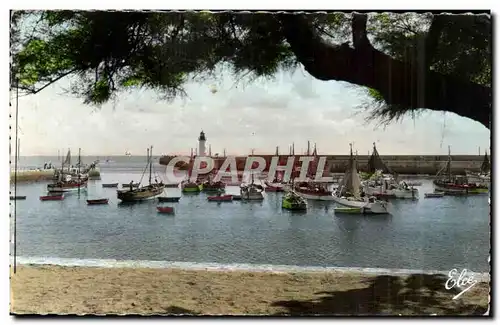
left=332, top=145, right=390, bottom=214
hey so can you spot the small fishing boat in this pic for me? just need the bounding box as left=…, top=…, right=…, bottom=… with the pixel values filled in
left=40, top=194, right=64, bottom=201
left=424, top=192, right=444, bottom=198
left=87, top=198, right=109, bottom=205
left=122, top=182, right=139, bottom=188
left=164, top=183, right=180, bottom=188
left=102, top=183, right=119, bottom=188
left=334, top=207, right=363, bottom=214
left=434, top=146, right=489, bottom=195
left=117, top=147, right=166, bottom=202
left=157, top=206, right=175, bottom=214
left=10, top=195, right=26, bottom=200
left=207, top=194, right=233, bottom=202
left=282, top=191, right=307, bottom=210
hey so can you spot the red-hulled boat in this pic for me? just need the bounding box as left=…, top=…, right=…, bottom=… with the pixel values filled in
left=87, top=198, right=109, bottom=205
left=157, top=206, right=175, bottom=214
left=40, top=195, right=64, bottom=201
left=207, top=194, right=233, bottom=202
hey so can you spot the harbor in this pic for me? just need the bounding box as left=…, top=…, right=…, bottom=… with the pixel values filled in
left=11, top=167, right=490, bottom=273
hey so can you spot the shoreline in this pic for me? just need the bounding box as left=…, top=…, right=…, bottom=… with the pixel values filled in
left=11, top=264, right=490, bottom=315
left=11, top=256, right=491, bottom=281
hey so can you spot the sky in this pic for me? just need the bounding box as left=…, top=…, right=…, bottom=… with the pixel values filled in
left=11, top=66, right=490, bottom=156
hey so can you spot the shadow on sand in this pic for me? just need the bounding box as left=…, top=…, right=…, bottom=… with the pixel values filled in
left=271, top=274, right=488, bottom=316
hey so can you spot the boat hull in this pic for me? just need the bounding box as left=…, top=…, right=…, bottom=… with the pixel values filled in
left=40, top=195, right=64, bottom=201
left=47, top=182, right=87, bottom=192
left=87, top=199, right=109, bottom=205
left=207, top=195, right=233, bottom=202
left=424, top=193, right=444, bottom=198
left=282, top=199, right=307, bottom=210
left=10, top=196, right=26, bottom=200
left=182, top=183, right=202, bottom=193
left=295, top=191, right=335, bottom=201
left=365, top=186, right=418, bottom=199
left=117, top=185, right=165, bottom=202
left=102, top=183, right=118, bottom=188
left=332, top=195, right=389, bottom=214
left=157, top=206, right=175, bottom=214
left=334, top=207, right=363, bottom=214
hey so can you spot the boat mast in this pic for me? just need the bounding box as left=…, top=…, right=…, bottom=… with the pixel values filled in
left=149, top=146, right=153, bottom=185
left=447, top=145, right=452, bottom=182
left=78, top=148, right=81, bottom=191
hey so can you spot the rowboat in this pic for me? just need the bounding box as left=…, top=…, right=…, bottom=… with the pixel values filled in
left=424, top=192, right=444, bottom=198
left=10, top=196, right=26, bottom=200
left=40, top=195, right=64, bottom=201
left=158, top=196, right=181, bottom=202
left=87, top=198, right=109, bottom=205
left=157, top=206, right=175, bottom=214
left=102, top=183, right=119, bottom=188
left=207, top=194, right=233, bottom=202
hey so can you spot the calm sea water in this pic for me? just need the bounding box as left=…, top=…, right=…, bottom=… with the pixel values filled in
left=10, top=156, right=491, bottom=272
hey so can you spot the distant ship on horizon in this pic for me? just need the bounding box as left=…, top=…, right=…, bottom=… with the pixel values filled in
left=125, top=151, right=132, bottom=156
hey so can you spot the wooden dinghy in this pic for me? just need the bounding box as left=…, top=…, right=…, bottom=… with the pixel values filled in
left=157, top=206, right=175, bottom=214
left=10, top=196, right=26, bottom=200
left=207, top=194, right=233, bottom=202
left=40, top=194, right=64, bottom=201
left=87, top=198, right=109, bottom=205
left=102, top=183, right=119, bottom=188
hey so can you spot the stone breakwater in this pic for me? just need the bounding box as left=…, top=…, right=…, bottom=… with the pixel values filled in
left=159, top=155, right=485, bottom=175
left=10, top=168, right=101, bottom=183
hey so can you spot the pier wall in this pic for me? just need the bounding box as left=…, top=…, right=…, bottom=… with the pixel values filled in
left=10, top=168, right=101, bottom=183
left=159, top=155, right=485, bottom=175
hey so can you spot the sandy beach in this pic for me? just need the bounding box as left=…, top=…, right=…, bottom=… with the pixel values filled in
left=10, top=265, right=489, bottom=315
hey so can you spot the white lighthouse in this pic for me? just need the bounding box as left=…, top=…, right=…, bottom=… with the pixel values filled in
left=198, top=130, right=206, bottom=157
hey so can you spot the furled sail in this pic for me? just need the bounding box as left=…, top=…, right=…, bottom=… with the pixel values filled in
left=481, top=151, right=490, bottom=173
left=338, top=145, right=361, bottom=199
left=63, top=149, right=71, bottom=166
left=367, top=143, right=391, bottom=174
